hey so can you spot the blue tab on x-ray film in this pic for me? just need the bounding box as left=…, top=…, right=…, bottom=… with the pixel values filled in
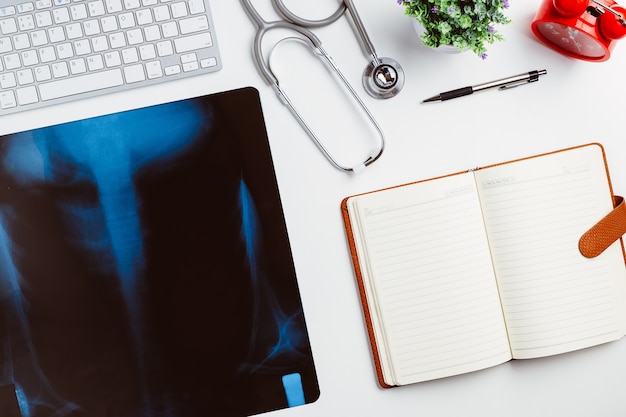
left=282, top=373, right=305, bottom=407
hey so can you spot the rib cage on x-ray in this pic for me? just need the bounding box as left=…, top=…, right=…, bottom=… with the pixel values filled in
left=0, top=89, right=319, bottom=417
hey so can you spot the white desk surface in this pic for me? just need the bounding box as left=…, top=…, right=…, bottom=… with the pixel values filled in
left=2, top=0, right=626, bottom=416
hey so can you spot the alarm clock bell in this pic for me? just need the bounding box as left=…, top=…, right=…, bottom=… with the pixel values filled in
left=532, top=0, right=626, bottom=61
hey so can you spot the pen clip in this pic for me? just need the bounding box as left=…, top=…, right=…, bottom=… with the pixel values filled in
left=498, top=78, right=538, bottom=91
left=499, top=70, right=544, bottom=91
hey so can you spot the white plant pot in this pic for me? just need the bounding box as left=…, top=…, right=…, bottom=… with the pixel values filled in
left=412, top=19, right=464, bottom=54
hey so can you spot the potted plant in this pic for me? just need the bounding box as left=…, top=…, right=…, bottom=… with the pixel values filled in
left=397, top=0, right=512, bottom=59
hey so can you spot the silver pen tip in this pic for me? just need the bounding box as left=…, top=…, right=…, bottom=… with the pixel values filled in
left=422, top=95, right=441, bottom=103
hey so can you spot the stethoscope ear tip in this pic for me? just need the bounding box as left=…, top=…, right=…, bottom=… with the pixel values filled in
left=362, top=57, right=405, bottom=99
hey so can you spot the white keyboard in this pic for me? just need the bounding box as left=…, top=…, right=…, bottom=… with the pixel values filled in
left=0, top=0, right=222, bottom=115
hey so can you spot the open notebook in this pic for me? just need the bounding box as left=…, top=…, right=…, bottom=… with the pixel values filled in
left=0, top=87, right=319, bottom=416
left=342, top=143, right=626, bottom=387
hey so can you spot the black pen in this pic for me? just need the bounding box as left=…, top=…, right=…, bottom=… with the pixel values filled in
left=422, top=69, right=547, bottom=103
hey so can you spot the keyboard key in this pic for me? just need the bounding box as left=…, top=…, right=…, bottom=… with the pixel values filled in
left=174, top=32, right=212, bottom=53
left=1, top=72, right=17, bottom=88
left=91, top=35, right=108, bottom=52
left=145, top=60, right=162, bottom=79
left=39, top=46, right=56, bottom=62
left=156, top=40, right=173, bottom=56
left=0, top=18, right=18, bottom=34
left=36, top=0, right=53, bottom=10
left=126, top=28, right=143, bottom=45
left=34, top=64, right=52, bottom=81
left=164, top=64, right=180, bottom=75
left=51, top=61, right=69, bottom=77
left=144, top=25, right=160, bottom=41
left=153, top=5, right=169, bottom=21
left=83, top=19, right=101, bottom=36
left=18, top=15, right=36, bottom=31
left=105, top=0, right=123, bottom=13
left=74, top=39, right=91, bottom=55
left=0, top=6, right=17, bottom=17
left=17, top=68, right=35, bottom=84
left=17, top=85, right=39, bottom=105
left=39, top=68, right=123, bottom=100
left=109, top=32, right=125, bottom=48
left=104, top=50, right=121, bottom=66
left=182, top=61, right=198, bottom=72
left=118, top=12, right=135, bottom=29
left=122, top=47, right=138, bottom=63
left=200, top=56, right=217, bottom=68
left=47, top=26, right=65, bottom=42
left=17, top=3, right=34, bottom=13
left=0, top=37, right=12, bottom=53
left=179, top=15, right=208, bottom=35
left=66, top=22, right=83, bottom=39
left=35, top=11, right=53, bottom=27
left=21, top=50, right=39, bottom=66
left=0, top=91, right=17, bottom=109
left=136, top=9, right=152, bottom=25
left=4, top=53, right=21, bottom=70
left=86, top=54, right=104, bottom=70
left=124, top=0, right=141, bottom=10
left=13, top=33, right=31, bottom=49
left=88, top=0, right=105, bottom=17
left=31, top=29, right=48, bottom=46
left=161, top=21, right=177, bottom=37
left=56, top=42, right=73, bottom=59
left=171, top=2, right=187, bottom=18
left=69, top=57, right=87, bottom=74
left=100, top=15, right=117, bottom=32
left=123, top=64, right=144, bottom=83
left=188, top=0, right=205, bottom=14
left=179, top=52, right=194, bottom=63
left=139, top=43, right=155, bottom=59
left=70, top=4, right=88, bottom=20
left=52, top=7, right=70, bottom=23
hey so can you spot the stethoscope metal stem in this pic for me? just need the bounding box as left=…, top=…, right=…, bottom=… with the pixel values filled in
left=343, top=0, right=378, bottom=59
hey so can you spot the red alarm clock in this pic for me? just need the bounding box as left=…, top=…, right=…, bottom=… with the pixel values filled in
left=532, top=0, right=626, bottom=61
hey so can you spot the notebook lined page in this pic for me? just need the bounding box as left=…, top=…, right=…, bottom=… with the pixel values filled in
left=476, top=145, right=626, bottom=359
left=350, top=173, right=511, bottom=385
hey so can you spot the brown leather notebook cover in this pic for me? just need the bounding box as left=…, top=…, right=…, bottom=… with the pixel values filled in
left=341, top=143, right=625, bottom=388
left=580, top=196, right=626, bottom=258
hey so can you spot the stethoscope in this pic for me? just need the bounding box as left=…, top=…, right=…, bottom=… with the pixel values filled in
left=240, top=0, right=405, bottom=172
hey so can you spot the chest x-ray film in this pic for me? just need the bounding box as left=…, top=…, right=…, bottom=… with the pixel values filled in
left=0, top=87, right=319, bottom=417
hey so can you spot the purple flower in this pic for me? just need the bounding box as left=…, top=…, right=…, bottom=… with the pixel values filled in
left=448, top=6, right=455, bottom=13
left=431, top=6, right=439, bottom=13
left=481, top=53, right=488, bottom=60
left=503, top=0, right=510, bottom=8
left=488, top=25, right=495, bottom=34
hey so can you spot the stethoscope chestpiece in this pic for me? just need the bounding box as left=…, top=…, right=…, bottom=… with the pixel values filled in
left=362, top=57, right=405, bottom=100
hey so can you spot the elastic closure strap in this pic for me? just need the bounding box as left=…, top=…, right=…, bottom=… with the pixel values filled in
left=579, top=195, right=626, bottom=258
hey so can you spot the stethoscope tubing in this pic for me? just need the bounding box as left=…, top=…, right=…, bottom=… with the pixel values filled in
left=272, top=0, right=345, bottom=28
left=272, top=0, right=379, bottom=61
left=239, top=0, right=388, bottom=171
left=342, top=0, right=379, bottom=63
left=240, top=0, right=324, bottom=84
left=268, top=37, right=385, bottom=171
